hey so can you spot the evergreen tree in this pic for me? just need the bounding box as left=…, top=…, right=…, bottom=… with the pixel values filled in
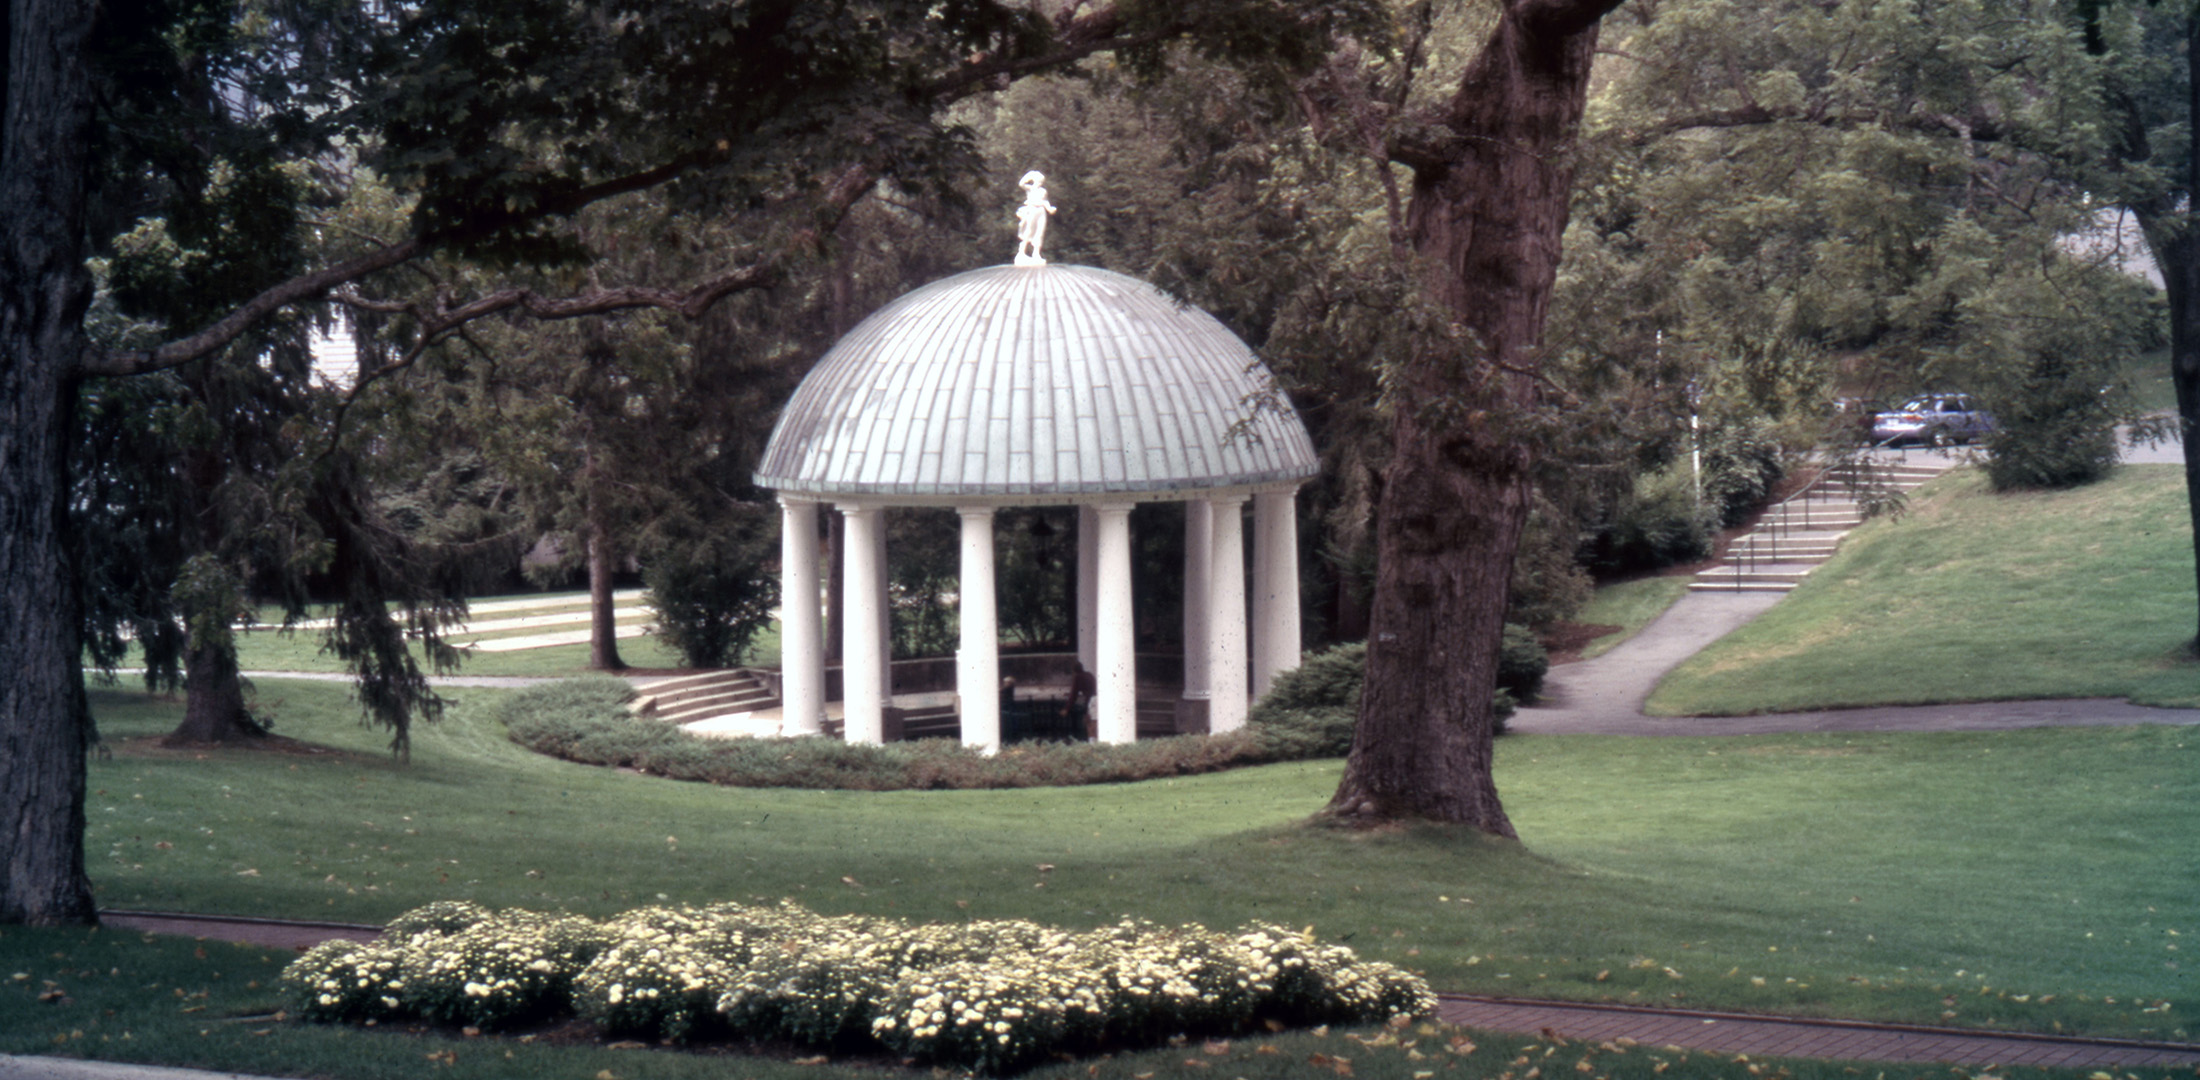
left=2, top=0, right=1380, bottom=925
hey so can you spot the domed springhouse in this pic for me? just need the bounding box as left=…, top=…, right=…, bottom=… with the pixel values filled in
left=755, top=175, right=1317, bottom=748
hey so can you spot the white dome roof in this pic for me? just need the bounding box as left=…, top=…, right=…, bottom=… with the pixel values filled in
left=755, top=264, right=1317, bottom=503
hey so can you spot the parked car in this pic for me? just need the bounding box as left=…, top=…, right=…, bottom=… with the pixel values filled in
left=1871, top=392, right=1995, bottom=447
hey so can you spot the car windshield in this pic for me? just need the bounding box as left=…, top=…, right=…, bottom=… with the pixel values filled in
left=1897, top=398, right=1932, bottom=412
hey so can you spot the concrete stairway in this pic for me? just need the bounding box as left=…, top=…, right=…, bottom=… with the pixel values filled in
left=630, top=669, right=780, bottom=725
left=1689, top=459, right=1946, bottom=593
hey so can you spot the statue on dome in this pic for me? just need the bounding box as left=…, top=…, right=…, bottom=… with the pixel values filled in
left=1013, top=170, right=1055, bottom=266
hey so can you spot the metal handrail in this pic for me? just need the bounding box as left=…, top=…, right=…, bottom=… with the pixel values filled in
left=1719, top=455, right=1876, bottom=590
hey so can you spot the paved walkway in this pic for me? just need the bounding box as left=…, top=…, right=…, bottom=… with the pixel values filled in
left=1436, top=996, right=2200, bottom=1069
left=1511, top=588, right=2200, bottom=736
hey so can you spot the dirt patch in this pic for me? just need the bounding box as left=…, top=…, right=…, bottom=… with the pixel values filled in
left=101, top=732, right=374, bottom=763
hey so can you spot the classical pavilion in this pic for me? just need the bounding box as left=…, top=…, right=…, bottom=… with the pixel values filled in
left=752, top=177, right=1318, bottom=748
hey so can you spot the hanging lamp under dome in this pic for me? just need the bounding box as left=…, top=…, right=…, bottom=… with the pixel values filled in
left=753, top=263, right=1317, bottom=502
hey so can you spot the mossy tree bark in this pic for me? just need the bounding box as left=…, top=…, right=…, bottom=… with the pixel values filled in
left=1328, top=0, right=1623, bottom=832
left=0, top=0, right=101, bottom=925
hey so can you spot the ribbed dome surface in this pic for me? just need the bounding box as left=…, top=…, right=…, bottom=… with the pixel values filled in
left=755, top=264, right=1317, bottom=501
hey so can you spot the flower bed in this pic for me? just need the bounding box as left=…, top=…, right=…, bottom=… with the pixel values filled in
left=284, top=900, right=1433, bottom=1073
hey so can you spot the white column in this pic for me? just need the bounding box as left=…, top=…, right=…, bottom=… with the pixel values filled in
left=1252, top=488, right=1303, bottom=700
left=1093, top=502, right=1137, bottom=744
left=778, top=497, right=825, bottom=737
left=839, top=504, right=886, bottom=744
left=1207, top=495, right=1249, bottom=733
left=1180, top=500, right=1213, bottom=707
left=874, top=509, right=893, bottom=698
left=957, top=507, right=1000, bottom=752
left=1076, top=504, right=1099, bottom=673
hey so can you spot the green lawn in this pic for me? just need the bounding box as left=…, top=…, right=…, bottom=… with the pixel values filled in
left=60, top=681, right=2200, bottom=1043
left=6, top=678, right=2191, bottom=1077
left=1649, top=464, right=2200, bottom=715
left=22, top=466, right=2200, bottom=1079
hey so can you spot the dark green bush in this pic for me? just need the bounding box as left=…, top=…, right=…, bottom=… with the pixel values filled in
left=498, top=677, right=1282, bottom=789
left=1497, top=624, right=1549, bottom=701
left=1983, top=372, right=2120, bottom=491
left=1588, top=467, right=1714, bottom=575
left=1700, top=418, right=1787, bottom=527
left=1507, top=497, right=1594, bottom=628
left=505, top=632, right=1542, bottom=787
left=1257, top=642, right=1368, bottom=712
left=1246, top=643, right=1366, bottom=757
left=1244, top=634, right=1534, bottom=752
left=645, top=520, right=780, bottom=669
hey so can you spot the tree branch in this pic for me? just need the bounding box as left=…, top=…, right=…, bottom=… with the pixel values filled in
left=80, top=238, right=425, bottom=377
left=312, top=160, right=877, bottom=460
left=79, top=0, right=1160, bottom=382
left=923, top=7, right=1162, bottom=102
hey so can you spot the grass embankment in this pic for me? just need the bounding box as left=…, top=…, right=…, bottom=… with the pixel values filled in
left=35, top=683, right=2191, bottom=1039
left=1650, top=464, right=2200, bottom=715
left=95, top=589, right=783, bottom=679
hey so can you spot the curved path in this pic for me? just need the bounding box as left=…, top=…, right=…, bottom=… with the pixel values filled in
left=1519, top=438, right=2198, bottom=737
left=1513, top=588, right=2200, bottom=736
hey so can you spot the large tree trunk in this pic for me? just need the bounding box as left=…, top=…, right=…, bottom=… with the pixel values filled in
left=2129, top=12, right=2200, bottom=657
left=0, top=0, right=101, bottom=925
left=2171, top=15, right=2200, bottom=656
left=2156, top=216, right=2200, bottom=656
left=587, top=517, right=626, bottom=671
left=162, top=639, right=264, bottom=744
left=1328, top=0, right=1620, bottom=831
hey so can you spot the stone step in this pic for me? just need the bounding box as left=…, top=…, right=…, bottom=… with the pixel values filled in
left=1724, top=540, right=1839, bottom=561
left=1690, top=565, right=1815, bottom=590
left=636, top=669, right=764, bottom=700
left=634, top=669, right=778, bottom=724
left=654, top=689, right=780, bottom=725
left=898, top=703, right=962, bottom=741
left=1687, top=578, right=1800, bottom=593
left=1759, top=503, right=1863, bottom=526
